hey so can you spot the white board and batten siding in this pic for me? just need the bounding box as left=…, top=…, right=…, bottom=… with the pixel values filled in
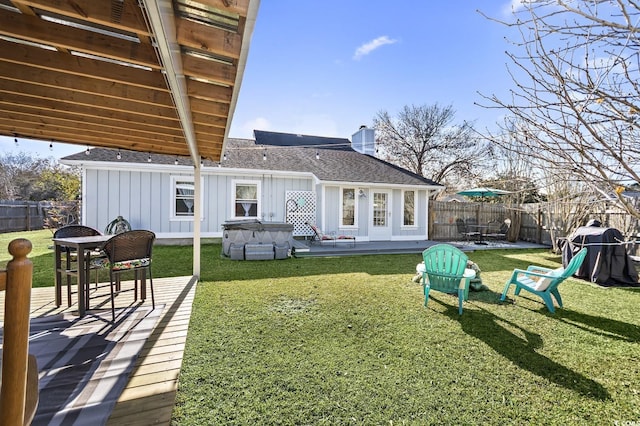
left=82, top=167, right=314, bottom=238
left=319, top=186, right=429, bottom=241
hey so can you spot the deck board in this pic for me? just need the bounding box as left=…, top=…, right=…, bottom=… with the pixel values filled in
left=0, top=275, right=197, bottom=426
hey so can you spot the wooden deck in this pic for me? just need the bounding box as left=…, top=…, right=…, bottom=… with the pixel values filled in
left=1, top=275, right=197, bottom=425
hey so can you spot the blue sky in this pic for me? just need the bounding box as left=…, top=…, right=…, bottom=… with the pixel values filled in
left=1, top=0, right=519, bottom=159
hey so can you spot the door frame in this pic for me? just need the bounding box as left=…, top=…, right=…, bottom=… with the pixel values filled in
left=369, top=189, right=392, bottom=241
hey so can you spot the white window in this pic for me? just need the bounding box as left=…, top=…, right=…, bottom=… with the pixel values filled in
left=232, top=180, right=261, bottom=219
left=340, top=187, right=357, bottom=227
left=170, top=176, right=201, bottom=221
left=402, top=190, right=417, bottom=227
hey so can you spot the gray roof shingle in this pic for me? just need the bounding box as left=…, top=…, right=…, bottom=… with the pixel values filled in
left=61, top=131, right=442, bottom=187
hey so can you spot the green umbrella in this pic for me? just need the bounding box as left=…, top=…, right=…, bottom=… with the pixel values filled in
left=457, top=187, right=511, bottom=245
left=457, top=187, right=511, bottom=198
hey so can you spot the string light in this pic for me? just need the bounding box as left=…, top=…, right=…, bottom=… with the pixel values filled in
left=14, top=135, right=18, bottom=146
left=262, top=149, right=267, bottom=161
left=85, top=147, right=90, bottom=156
left=147, top=153, right=152, bottom=162
left=223, top=153, right=227, bottom=161
left=174, top=157, right=179, bottom=165
left=116, top=150, right=121, bottom=160
left=49, top=141, right=53, bottom=151
left=315, top=150, right=319, bottom=160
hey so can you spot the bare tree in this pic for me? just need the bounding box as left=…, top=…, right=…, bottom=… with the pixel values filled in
left=373, top=104, right=489, bottom=188
left=478, top=1, right=640, bottom=219
left=482, top=127, right=544, bottom=204
left=539, top=169, right=596, bottom=252
left=0, top=152, right=80, bottom=201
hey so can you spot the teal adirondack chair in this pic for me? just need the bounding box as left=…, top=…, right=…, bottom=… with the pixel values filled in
left=421, top=244, right=474, bottom=315
left=500, top=247, right=588, bottom=313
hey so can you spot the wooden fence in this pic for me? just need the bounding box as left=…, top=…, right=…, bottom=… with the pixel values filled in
left=431, top=201, right=640, bottom=246
left=430, top=201, right=522, bottom=241
left=0, top=201, right=80, bottom=234
left=0, top=201, right=48, bottom=233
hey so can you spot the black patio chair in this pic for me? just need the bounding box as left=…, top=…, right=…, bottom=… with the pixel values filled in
left=456, top=218, right=479, bottom=243
left=100, top=230, right=156, bottom=321
left=53, top=225, right=105, bottom=307
left=486, top=219, right=511, bottom=241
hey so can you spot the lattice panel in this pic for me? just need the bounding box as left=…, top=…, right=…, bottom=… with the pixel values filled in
left=285, top=191, right=316, bottom=236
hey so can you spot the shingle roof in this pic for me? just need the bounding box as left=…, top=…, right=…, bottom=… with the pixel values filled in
left=61, top=131, right=442, bottom=187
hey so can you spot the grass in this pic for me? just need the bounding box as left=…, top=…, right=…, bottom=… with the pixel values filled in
left=2, top=230, right=640, bottom=424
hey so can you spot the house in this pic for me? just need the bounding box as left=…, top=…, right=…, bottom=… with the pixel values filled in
left=60, top=128, right=443, bottom=242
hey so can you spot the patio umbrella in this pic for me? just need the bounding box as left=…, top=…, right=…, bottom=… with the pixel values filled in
left=457, top=187, right=512, bottom=244
left=456, top=187, right=511, bottom=199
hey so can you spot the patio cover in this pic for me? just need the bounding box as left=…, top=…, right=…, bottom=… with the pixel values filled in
left=0, top=0, right=261, bottom=277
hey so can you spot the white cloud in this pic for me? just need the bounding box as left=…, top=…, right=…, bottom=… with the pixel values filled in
left=353, top=36, right=398, bottom=60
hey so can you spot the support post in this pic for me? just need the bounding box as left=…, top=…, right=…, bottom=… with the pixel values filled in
left=0, top=238, right=33, bottom=425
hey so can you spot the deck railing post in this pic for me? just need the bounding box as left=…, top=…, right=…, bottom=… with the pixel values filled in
left=0, top=238, right=33, bottom=426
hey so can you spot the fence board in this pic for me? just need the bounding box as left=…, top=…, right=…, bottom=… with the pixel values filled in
left=0, top=201, right=80, bottom=234
left=431, top=201, right=639, bottom=249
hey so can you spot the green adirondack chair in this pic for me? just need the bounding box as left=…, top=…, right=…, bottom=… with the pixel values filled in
left=421, top=244, right=474, bottom=315
left=500, top=247, right=588, bottom=313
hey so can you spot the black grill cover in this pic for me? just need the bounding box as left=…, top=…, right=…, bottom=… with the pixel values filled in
left=563, top=225, right=639, bottom=287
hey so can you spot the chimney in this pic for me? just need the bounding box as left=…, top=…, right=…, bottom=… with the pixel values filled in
left=351, top=125, right=375, bottom=155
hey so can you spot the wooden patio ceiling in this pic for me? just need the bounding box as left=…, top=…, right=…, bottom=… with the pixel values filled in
left=0, top=0, right=259, bottom=163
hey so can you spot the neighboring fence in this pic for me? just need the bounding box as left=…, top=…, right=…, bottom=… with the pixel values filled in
left=0, top=201, right=80, bottom=234
left=430, top=201, right=517, bottom=241
left=431, top=200, right=640, bottom=251
left=0, top=201, right=47, bottom=233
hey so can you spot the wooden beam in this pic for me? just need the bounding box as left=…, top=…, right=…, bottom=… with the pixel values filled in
left=193, top=125, right=225, bottom=138
left=0, top=40, right=168, bottom=91
left=189, top=98, right=230, bottom=117
left=196, top=0, right=251, bottom=17
left=0, top=124, right=192, bottom=156
left=182, top=54, right=236, bottom=87
left=191, top=113, right=227, bottom=129
left=10, top=1, right=36, bottom=16
left=0, top=79, right=179, bottom=120
left=0, top=110, right=186, bottom=144
left=10, top=0, right=149, bottom=35
left=0, top=62, right=174, bottom=108
left=0, top=93, right=181, bottom=131
left=186, top=79, right=232, bottom=103
left=0, top=11, right=159, bottom=69
left=0, top=103, right=184, bottom=138
left=175, top=18, right=242, bottom=60
left=3, top=119, right=186, bottom=150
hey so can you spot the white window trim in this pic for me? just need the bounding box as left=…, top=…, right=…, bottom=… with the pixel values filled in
left=401, top=189, right=418, bottom=229
left=169, top=175, right=203, bottom=221
left=339, top=186, right=358, bottom=228
left=231, top=179, right=262, bottom=220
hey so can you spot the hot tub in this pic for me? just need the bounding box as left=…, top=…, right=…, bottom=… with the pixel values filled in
left=222, top=219, right=294, bottom=260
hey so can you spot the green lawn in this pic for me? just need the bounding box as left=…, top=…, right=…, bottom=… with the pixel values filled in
left=2, top=230, right=640, bottom=424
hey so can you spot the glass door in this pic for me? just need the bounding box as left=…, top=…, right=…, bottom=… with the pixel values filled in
left=369, top=190, right=392, bottom=240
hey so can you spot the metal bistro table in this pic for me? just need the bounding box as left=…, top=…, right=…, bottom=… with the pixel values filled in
left=467, top=224, right=489, bottom=245
left=53, top=234, right=111, bottom=317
